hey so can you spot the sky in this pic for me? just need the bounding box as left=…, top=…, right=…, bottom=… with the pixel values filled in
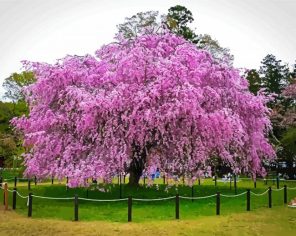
left=0, top=0, right=295, bottom=99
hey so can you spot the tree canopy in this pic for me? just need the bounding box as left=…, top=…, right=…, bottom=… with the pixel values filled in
left=12, top=33, right=275, bottom=187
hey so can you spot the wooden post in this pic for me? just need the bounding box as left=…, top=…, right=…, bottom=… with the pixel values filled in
left=216, top=192, right=220, bottom=215
left=247, top=189, right=250, bottom=211
left=28, top=193, right=32, bottom=217
left=128, top=196, right=132, bottom=222
left=268, top=187, right=272, bottom=208
left=13, top=187, right=16, bottom=210
left=284, top=185, right=287, bottom=204
left=175, top=194, right=179, bottom=219
left=276, top=176, right=279, bottom=189
left=74, top=194, right=78, bottom=221
left=14, top=177, right=17, bottom=187
left=4, top=183, right=8, bottom=210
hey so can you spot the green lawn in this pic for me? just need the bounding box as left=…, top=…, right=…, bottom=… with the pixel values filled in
left=1, top=175, right=296, bottom=223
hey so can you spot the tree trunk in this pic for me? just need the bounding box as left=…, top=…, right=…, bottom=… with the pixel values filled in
left=128, top=145, right=146, bottom=186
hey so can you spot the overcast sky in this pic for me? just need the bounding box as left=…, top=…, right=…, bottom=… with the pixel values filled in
left=0, top=0, right=295, bottom=99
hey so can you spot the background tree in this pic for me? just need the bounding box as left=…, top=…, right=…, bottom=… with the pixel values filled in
left=3, top=71, right=35, bottom=102
left=259, top=54, right=290, bottom=96
left=245, top=69, right=261, bottom=94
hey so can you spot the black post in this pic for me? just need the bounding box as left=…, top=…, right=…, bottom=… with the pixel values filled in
left=214, top=175, right=217, bottom=187
left=14, top=177, right=17, bottom=187
left=86, top=189, right=89, bottom=198
left=254, top=181, right=256, bottom=189
left=230, top=176, right=232, bottom=190
left=191, top=185, right=194, bottom=202
left=128, top=196, right=132, bottom=222
left=247, top=189, right=250, bottom=211
left=74, top=194, right=78, bottom=221
left=51, top=176, right=54, bottom=185
left=175, top=194, right=179, bottom=219
left=234, top=175, right=237, bottom=194
left=198, top=178, right=201, bottom=186
left=28, top=193, right=32, bottom=217
left=163, top=175, right=165, bottom=185
left=34, top=176, right=37, bottom=186
left=28, top=178, right=31, bottom=190
left=66, top=177, right=69, bottom=191
left=124, top=175, right=126, bottom=184
left=216, top=192, right=220, bottom=215
left=143, top=176, right=146, bottom=185
left=268, top=187, right=272, bottom=208
left=0, top=177, right=2, bottom=187
left=276, top=176, right=279, bottom=189
left=284, top=185, right=287, bottom=204
left=119, top=176, right=122, bottom=199
left=13, top=187, right=17, bottom=210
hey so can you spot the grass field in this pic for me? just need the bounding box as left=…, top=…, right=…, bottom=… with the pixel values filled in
left=1, top=175, right=296, bottom=222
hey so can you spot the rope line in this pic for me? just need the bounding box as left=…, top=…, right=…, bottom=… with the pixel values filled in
left=32, top=195, right=74, bottom=200
left=179, top=194, right=217, bottom=200
left=133, top=196, right=176, bottom=201
left=220, top=191, right=247, bottom=197
left=271, top=187, right=284, bottom=192
left=250, top=189, right=269, bottom=196
left=79, top=197, right=128, bottom=202
left=287, top=186, right=296, bottom=190
left=16, top=191, right=28, bottom=199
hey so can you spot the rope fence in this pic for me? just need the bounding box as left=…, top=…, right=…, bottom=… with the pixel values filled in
left=1, top=174, right=296, bottom=222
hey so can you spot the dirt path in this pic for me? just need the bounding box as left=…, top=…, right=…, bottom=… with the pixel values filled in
left=0, top=206, right=295, bottom=236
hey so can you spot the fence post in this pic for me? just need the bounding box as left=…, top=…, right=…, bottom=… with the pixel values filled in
left=28, top=178, right=31, bottom=190
left=51, top=176, right=54, bottom=185
left=230, top=176, right=232, bottom=190
left=28, top=193, right=32, bottom=217
left=247, top=189, right=250, bottom=211
left=268, top=187, right=272, bottom=208
left=265, top=178, right=267, bottom=185
left=276, top=176, right=279, bottom=189
left=4, top=183, right=8, bottom=210
left=214, top=175, right=217, bottom=187
left=216, top=192, right=220, bottom=215
left=34, top=176, right=37, bottom=186
left=74, top=194, right=78, bottom=221
left=163, top=175, right=165, bottom=185
left=254, top=180, right=256, bottom=189
left=198, top=178, right=201, bottom=186
left=66, top=177, right=69, bottom=191
left=128, top=196, right=132, bottom=222
left=284, top=185, right=287, bottom=204
left=124, top=175, right=126, bottom=184
left=119, top=176, right=122, bottom=199
left=175, top=194, right=180, bottom=219
left=14, top=177, right=17, bottom=188
left=191, top=185, right=194, bottom=202
left=234, top=175, right=237, bottom=194
left=144, top=176, right=146, bottom=185
left=86, top=189, right=89, bottom=198
left=13, top=187, right=16, bottom=210
left=0, top=177, right=2, bottom=187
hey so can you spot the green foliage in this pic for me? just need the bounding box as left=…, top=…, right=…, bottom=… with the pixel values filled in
left=3, top=71, right=35, bottom=102
left=246, top=69, right=261, bottom=95
left=167, top=5, right=199, bottom=44
left=259, top=54, right=290, bottom=95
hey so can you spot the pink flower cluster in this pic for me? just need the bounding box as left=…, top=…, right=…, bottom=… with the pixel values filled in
left=12, top=33, right=275, bottom=187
